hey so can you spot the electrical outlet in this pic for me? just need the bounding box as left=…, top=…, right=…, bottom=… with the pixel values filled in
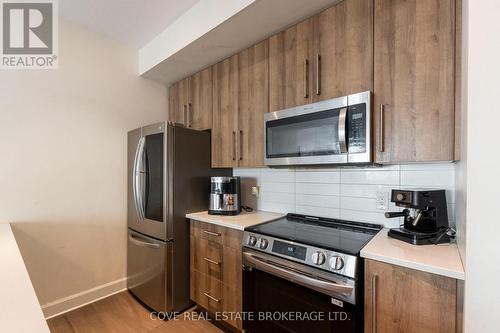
left=376, top=191, right=388, bottom=210
left=251, top=186, right=260, bottom=198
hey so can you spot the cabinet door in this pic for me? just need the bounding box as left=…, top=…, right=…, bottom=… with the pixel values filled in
left=188, top=67, right=213, bottom=131
left=365, top=259, right=456, bottom=333
left=238, top=40, right=269, bottom=167
left=269, top=17, right=314, bottom=112
left=374, top=0, right=456, bottom=163
left=168, top=79, right=188, bottom=125
left=313, top=0, right=373, bottom=101
left=212, top=55, right=239, bottom=168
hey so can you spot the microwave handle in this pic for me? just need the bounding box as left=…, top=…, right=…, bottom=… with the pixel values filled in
left=338, top=107, right=348, bottom=153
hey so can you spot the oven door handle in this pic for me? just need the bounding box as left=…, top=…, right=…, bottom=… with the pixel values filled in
left=243, top=252, right=354, bottom=295
left=338, top=107, right=348, bottom=154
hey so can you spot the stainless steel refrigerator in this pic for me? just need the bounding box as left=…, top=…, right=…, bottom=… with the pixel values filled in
left=127, top=122, right=229, bottom=313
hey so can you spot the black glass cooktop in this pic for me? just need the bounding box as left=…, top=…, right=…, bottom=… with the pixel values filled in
left=246, top=213, right=383, bottom=255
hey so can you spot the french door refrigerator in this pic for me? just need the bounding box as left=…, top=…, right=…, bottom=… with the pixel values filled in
left=127, top=122, right=228, bottom=313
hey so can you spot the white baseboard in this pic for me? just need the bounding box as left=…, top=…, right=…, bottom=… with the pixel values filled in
left=42, top=277, right=127, bottom=319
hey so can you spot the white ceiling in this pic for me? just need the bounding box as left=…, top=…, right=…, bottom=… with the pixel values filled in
left=59, top=0, right=200, bottom=49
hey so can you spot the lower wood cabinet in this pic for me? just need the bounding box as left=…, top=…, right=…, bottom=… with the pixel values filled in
left=364, top=259, right=459, bottom=333
left=190, top=220, right=243, bottom=331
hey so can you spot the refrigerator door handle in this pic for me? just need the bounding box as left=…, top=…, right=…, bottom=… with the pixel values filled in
left=129, top=233, right=160, bottom=249
left=133, top=137, right=146, bottom=220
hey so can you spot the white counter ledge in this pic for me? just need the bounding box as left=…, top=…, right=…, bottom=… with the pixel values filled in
left=0, top=223, right=50, bottom=333
left=361, top=229, right=465, bottom=280
left=186, top=210, right=285, bottom=230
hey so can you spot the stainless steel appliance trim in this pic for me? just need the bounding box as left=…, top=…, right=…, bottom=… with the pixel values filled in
left=128, top=233, right=160, bottom=249
left=243, top=249, right=356, bottom=304
left=133, top=137, right=146, bottom=220
left=242, top=231, right=357, bottom=279
left=203, top=230, right=221, bottom=237
left=339, top=107, right=348, bottom=153
left=378, top=104, right=384, bottom=153
left=204, top=257, right=220, bottom=265
left=165, top=123, right=174, bottom=241
left=203, top=292, right=222, bottom=303
left=315, top=53, right=321, bottom=95
left=264, top=92, right=372, bottom=166
left=372, top=273, right=377, bottom=333
left=347, top=91, right=372, bottom=164
left=211, top=176, right=237, bottom=183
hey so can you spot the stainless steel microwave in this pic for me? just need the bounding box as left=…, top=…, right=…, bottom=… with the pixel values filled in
left=264, top=91, right=372, bottom=166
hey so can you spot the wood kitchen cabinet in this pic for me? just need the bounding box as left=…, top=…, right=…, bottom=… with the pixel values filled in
left=364, top=259, right=458, bottom=333
left=212, top=40, right=269, bottom=168
left=269, top=0, right=373, bottom=111
left=190, top=220, right=243, bottom=331
left=269, top=18, right=314, bottom=112
left=312, top=0, right=373, bottom=102
left=168, top=67, right=212, bottom=131
left=374, top=0, right=457, bottom=163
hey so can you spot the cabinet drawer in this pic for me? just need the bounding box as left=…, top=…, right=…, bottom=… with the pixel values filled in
left=190, top=220, right=243, bottom=249
left=192, top=237, right=223, bottom=280
left=191, top=270, right=223, bottom=313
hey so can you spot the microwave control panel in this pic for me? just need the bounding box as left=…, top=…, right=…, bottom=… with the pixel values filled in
left=347, top=103, right=366, bottom=153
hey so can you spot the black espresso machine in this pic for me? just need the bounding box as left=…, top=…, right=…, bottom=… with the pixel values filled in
left=384, top=189, right=453, bottom=245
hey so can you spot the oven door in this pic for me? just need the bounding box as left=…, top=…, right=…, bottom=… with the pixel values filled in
left=243, top=249, right=360, bottom=333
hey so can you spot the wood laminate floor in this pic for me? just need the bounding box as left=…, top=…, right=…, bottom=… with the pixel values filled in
left=47, top=291, right=223, bottom=333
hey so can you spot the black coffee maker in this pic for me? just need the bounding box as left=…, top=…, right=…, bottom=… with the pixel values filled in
left=385, top=189, right=452, bottom=245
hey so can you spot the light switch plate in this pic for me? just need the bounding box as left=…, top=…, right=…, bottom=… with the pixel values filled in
left=376, top=191, right=388, bottom=210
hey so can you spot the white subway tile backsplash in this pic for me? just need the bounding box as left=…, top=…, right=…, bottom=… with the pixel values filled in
left=296, top=205, right=340, bottom=219
left=340, top=184, right=396, bottom=199
left=234, top=163, right=456, bottom=228
left=341, top=170, right=399, bottom=185
left=261, top=182, right=295, bottom=194
left=261, top=169, right=294, bottom=183
left=296, top=194, right=340, bottom=208
left=296, top=183, right=340, bottom=196
left=295, top=170, right=340, bottom=183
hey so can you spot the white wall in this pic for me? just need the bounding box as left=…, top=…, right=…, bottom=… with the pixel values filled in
left=464, top=0, right=500, bottom=332
left=0, top=19, right=168, bottom=317
left=234, top=164, right=456, bottom=228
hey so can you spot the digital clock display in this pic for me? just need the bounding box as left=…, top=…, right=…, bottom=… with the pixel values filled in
left=272, top=240, right=307, bottom=260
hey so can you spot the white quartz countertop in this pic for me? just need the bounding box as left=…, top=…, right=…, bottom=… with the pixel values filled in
left=361, top=229, right=465, bottom=280
left=0, top=223, right=50, bottom=333
left=186, top=210, right=285, bottom=230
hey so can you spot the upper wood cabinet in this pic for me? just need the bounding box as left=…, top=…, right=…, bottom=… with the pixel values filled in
left=168, top=67, right=213, bottom=131
left=269, top=18, right=314, bottom=112
left=269, top=0, right=373, bottom=111
left=212, top=40, right=269, bottom=168
left=238, top=40, right=268, bottom=168
left=212, top=54, right=239, bottom=168
left=313, top=0, right=373, bottom=101
left=374, top=0, right=456, bottom=163
left=168, top=78, right=188, bottom=125
left=365, top=259, right=458, bottom=333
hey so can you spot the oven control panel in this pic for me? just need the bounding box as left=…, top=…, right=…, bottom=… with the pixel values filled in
left=243, top=231, right=358, bottom=279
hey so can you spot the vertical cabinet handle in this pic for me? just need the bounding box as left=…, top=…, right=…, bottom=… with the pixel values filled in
left=183, top=105, right=187, bottom=126
left=232, top=131, right=236, bottom=161
left=378, top=104, right=385, bottom=152
left=239, top=130, right=243, bottom=161
left=316, top=54, right=321, bottom=95
left=304, top=59, right=309, bottom=98
left=187, top=103, right=192, bottom=128
left=371, top=274, right=377, bottom=333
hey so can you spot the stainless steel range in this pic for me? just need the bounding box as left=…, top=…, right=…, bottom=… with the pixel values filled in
left=242, top=213, right=382, bottom=333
